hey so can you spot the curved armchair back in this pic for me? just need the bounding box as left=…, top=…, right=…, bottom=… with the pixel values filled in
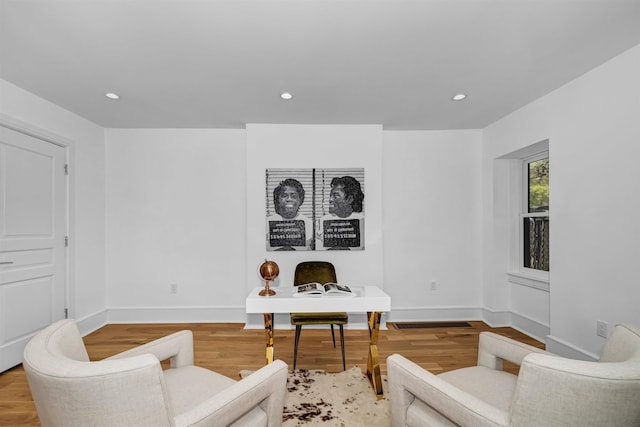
left=600, top=324, right=640, bottom=363
left=510, top=324, right=640, bottom=427
left=23, top=320, right=174, bottom=427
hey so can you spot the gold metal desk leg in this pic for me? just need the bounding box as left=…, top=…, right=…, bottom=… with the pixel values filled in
left=263, top=313, right=274, bottom=364
left=366, top=311, right=384, bottom=398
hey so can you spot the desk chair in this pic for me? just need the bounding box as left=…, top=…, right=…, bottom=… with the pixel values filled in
left=290, top=261, right=348, bottom=370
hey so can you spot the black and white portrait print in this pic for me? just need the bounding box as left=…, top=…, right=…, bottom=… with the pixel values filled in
left=266, top=168, right=365, bottom=251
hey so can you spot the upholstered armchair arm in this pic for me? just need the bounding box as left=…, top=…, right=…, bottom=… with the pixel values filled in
left=387, top=354, right=508, bottom=427
left=106, top=330, right=194, bottom=368
left=173, top=360, right=289, bottom=427
left=477, top=332, right=549, bottom=370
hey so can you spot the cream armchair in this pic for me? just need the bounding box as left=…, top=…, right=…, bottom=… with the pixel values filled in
left=387, top=324, right=640, bottom=427
left=23, top=319, right=288, bottom=427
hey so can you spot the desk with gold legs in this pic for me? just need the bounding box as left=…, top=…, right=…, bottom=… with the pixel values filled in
left=366, top=311, right=383, bottom=395
left=246, top=286, right=391, bottom=398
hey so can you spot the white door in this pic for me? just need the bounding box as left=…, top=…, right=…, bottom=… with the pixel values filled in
left=0, top=125, right=67, bottom=372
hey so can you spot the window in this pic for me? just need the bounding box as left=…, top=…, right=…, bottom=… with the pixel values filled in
left=501, top=139, right=549, bottom=290
left=521, top=154, right=549, bottom=273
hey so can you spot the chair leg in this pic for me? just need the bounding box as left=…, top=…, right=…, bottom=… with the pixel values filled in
left=330, top=324, right=336, bottom=348
left=294, top=325, right=302, bottom=369
left=339, top=324, right=345, bottom=371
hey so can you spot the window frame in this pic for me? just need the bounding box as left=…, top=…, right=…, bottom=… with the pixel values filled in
left=507, top=150, right=550, bottom=291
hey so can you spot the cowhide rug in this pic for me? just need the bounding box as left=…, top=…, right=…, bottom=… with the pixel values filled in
left=241, top=366, right=390, bottom=426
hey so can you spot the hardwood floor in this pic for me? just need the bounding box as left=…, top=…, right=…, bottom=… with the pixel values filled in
left=0, top=321, right=543, bottom=427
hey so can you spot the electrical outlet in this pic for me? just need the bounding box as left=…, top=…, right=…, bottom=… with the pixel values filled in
left=170, top=283, right=178, bottom=294
left=596, top=320, right=608, bottom=338
left=431, top=281, right=437, bottom=291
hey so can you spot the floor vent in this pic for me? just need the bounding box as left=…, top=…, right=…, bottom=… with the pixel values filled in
left=391, top=321, right=472, bottom=329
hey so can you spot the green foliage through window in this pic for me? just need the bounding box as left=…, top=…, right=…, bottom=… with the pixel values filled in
left=528, top=158, right=549, bottom=212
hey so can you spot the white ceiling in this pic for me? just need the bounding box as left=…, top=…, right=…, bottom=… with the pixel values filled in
left=2, top=0, right=640, bottom=130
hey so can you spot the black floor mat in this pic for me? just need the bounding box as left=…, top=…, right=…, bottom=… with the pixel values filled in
left=391, top=321, right=472, bottom=329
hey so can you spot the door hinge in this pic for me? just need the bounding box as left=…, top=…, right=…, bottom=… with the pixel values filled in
left=64, top=308, right=69, bottom=319
left=64, top=164, right=69, bottom=175
left=64, top=236, right=69, bottom=247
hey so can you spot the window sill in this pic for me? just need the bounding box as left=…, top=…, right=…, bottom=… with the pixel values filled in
left=507, top=271, right=549, bottom=292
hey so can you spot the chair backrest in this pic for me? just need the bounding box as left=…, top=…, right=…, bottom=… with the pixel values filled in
left=23, top=319, right=174, bottom=427
left=294, top=261, right=337, bottom=285
left=510, top=324, right=640, bottom=427
left=600, top=323, right=640, bottom=363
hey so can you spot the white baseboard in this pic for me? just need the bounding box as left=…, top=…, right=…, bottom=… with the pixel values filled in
left=74, top=308, right=381, bottom=332
left=75, top=306, right=592, bottom=358
left=95, top=306, right=527, bottom=334
left=480, top=308, right=512, bottom=327
left=75, top=310, right=109, bottom=336
left=106, top=306, right=247, bottom=323
left=385, top=306, right=484, bottom=323
left=482, top=309, right=599, bottom=360
left=481, top=308, right=549, bottom=344
left=546, top=334, right=598, bottom=361
left=509, top=312, right=549, bottom=343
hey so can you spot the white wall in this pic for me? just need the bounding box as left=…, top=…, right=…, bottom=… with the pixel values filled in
left=104, top=124, right=484, bottom=329
left=5, top=41, right=639, bottom=358
left=382, top=130, right=483, bottom=321
left=104, top=128, right=247, bottom=322
left=483, top=44, right=640, bottom=358
left=0, top=79, right=107, bottom=333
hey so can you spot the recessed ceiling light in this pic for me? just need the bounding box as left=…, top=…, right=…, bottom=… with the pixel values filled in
left=452, top=93, right=467, bottom=101
left=280, top=92, right=293, bottom=100
left=105, top=92, right=120, bottom=100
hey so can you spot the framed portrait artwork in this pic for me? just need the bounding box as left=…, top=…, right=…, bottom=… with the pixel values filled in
left=265, top=168, right=365, bottom=251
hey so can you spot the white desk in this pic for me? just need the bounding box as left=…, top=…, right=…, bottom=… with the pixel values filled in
left=246, top=285, right=391, bottom=397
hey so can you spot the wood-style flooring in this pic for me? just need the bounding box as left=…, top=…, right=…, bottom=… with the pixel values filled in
left=0, top=321, right=544, bottom=427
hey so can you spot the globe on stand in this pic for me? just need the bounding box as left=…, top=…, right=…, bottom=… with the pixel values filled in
left=259, top=259, right=279, bottom=296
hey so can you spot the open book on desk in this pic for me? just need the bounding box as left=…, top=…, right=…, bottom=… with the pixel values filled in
left=293, top=282, right=355, bottom=297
